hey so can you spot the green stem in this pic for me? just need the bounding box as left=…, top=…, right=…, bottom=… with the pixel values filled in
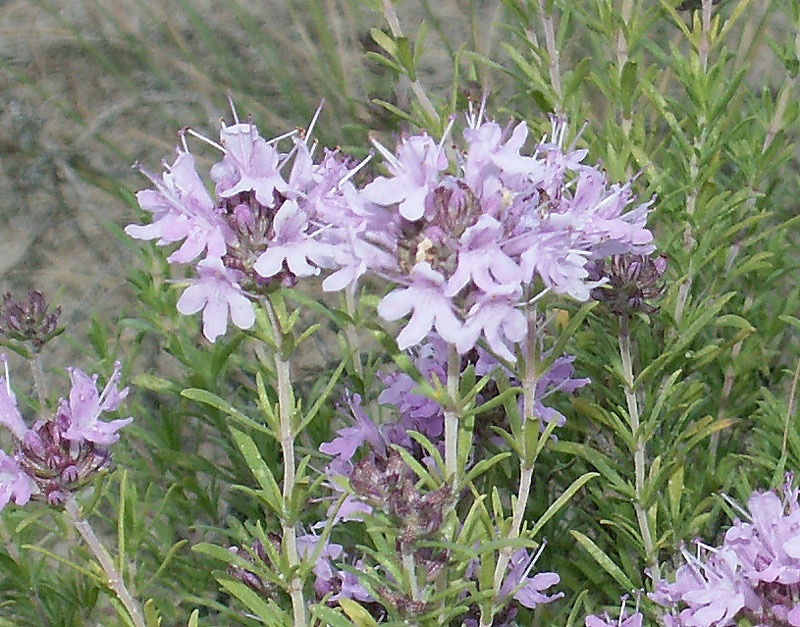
left=618, top=318, right=659, bottom=581
left=402, top=542, right=420, bottom=604
left=64, top=496, right=145, bottom=627
left=344, top=289, right=363, bottom=379
left=484, top=306, right=539, bottom=625
left=265, top=301, right=307, bottom=627
left=537, top=0, right=562, bottom=105
left=443, top=343, right=460, bottom=485
left=29, top=349, right=48, bottom=412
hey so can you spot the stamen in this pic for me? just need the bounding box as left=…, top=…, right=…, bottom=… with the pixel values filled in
left=720, top=492, right=751, bottom=521
left=226, top=90, right=240, bottom=124
left=518, top=539, right=548, bottom=583
left=567, top=119, right=589, bottom=153
left=266, top=128, right=299, bottom=146
left=437, top=115, right=456, bottom=158
left=178, top=128, right=190, bottom=153
left=1, top=354, right=10, bottom=396
left=185, top=128, right=226, bottom=153
left=337, top=153, right=373, bottom=189
left=305, top=100, right=325, bottom=145
left=369, top=134, right=401, bottom=170
left=617, top=595, right=629, bottom=627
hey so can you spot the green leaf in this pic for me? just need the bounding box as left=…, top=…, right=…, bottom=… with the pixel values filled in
left=570, top=531, right=635, bottom=591
left=339, top=598, right=377, bottom=626
left=187, top=610, right=199, bottom=627
left=182, top=388, right=273, bottom=437
left=218, top=576, right=284, bottom=623
left=311, top=604, right=354, bottom=627
left=143, top=599, right=161, bottom=627
left=297, top=358, right=347, bottom=432
left=229, top=428, right=283, bottom=515
left=529, top=472, right=599, bottom=539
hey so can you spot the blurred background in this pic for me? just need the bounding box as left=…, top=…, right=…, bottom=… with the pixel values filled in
left=0, top=0, right=786, bottom=333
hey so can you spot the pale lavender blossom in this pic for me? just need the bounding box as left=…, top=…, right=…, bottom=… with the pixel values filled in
left=126, top=151, right=229, bottom=264
left=456, top=291, right=526, bottom=362
left=210, top=123, right=288, bottom=205
left=377, top=263, right=462, bottom=349
left=329, top=560, right=373, bottom=604
left=653, top=478, right=800, bottom=626
left=252, top=199, right=336, bottom=279
left=0, top=450, right=35, bottom=510
left=59, top=363, right=132, bottom=446
left=651, top=546, right=758, bottom=626
left=356, top=110, right=656, bottom=353
left=176, top=258, right=255, bottom=342
left=498, top=548, right=563, bottom=609
left=362, top=133, right=447, bottom=221
left=0, top=359, right=130, bottom=509
left=295, top=533, right=345, bottom=599
left=0, top=368, right=29, bottom=441
left=319, top=394, right=386, bottom=461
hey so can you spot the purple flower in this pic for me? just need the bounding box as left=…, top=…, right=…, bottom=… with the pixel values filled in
left=59, top=363, right=132, bottom=446
left=377, top=263, right=463, bottom=349
left=176, top=257, right=256, bottom=342
left=445, top=215, right=522, bottom=297
left=295, top=533, right=345, bottom=599
left=319, top=394, right=386, bottom=461
left=498, top=548, right=563, bottom=609
left=650, top=546, right=757, bottom=627
left=724, top=490, right=800, bottom=585
left=252, top=199, right=335, bottom=279
left=126, top=152, right=229, bottom=264
left=329, top=560, right=373, bottom=604
left=210, top=123, right=288, bottom=205
left=0, top=451, right=35, bottom=510
left=456, top=291, right=526, bottom=362
left=362, top=133, right=447, bottom=221
left=0, top=365, right=29, bottom=441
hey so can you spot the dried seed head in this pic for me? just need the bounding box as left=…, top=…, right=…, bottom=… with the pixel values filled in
left=589, top=254, right=668, bottom=316
left=16, top=418, right=111, bottom=505
left=0, top=291, right=62, bottom=349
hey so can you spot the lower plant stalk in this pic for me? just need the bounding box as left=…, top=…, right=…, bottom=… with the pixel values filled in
left=443, top=343, right=460, bottom=485
left=619, top=320, right=660, bottom=581
left=268, top=304, right=307, bottom=627
left=485, top=309, right=539, bottom=625
left=64, top=496, right=146, bottom=627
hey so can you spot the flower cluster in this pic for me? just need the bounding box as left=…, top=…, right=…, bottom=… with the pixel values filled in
left=0, top=357, right=131, bottom=508
left=369, top=110, right=654, bottom=357
left=652, top=478, right=800, bottom=626
left=127, top=104, right=655, bottom=355
left=126, top=105, right=377, bottom=341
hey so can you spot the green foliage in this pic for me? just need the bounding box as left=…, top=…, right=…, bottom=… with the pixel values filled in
left=1, top=0, right=799, bottom=625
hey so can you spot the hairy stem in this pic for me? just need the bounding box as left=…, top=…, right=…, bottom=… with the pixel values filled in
left=443, top=343, right=461, bottom=485
left=64, top=496, right=145, bottom=627
left=537, top=0, right=563, bottom=104
left=619, top=318, right=659, bottom=581
left=484, top=307, right=539, bottom=625
left=266, top=302, right=306, bottom=627
left=29, top=349, right=48, bottom=412
left=344, top=289, right=363, bottom=379
left=402, top=542, right=420, bottom=604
